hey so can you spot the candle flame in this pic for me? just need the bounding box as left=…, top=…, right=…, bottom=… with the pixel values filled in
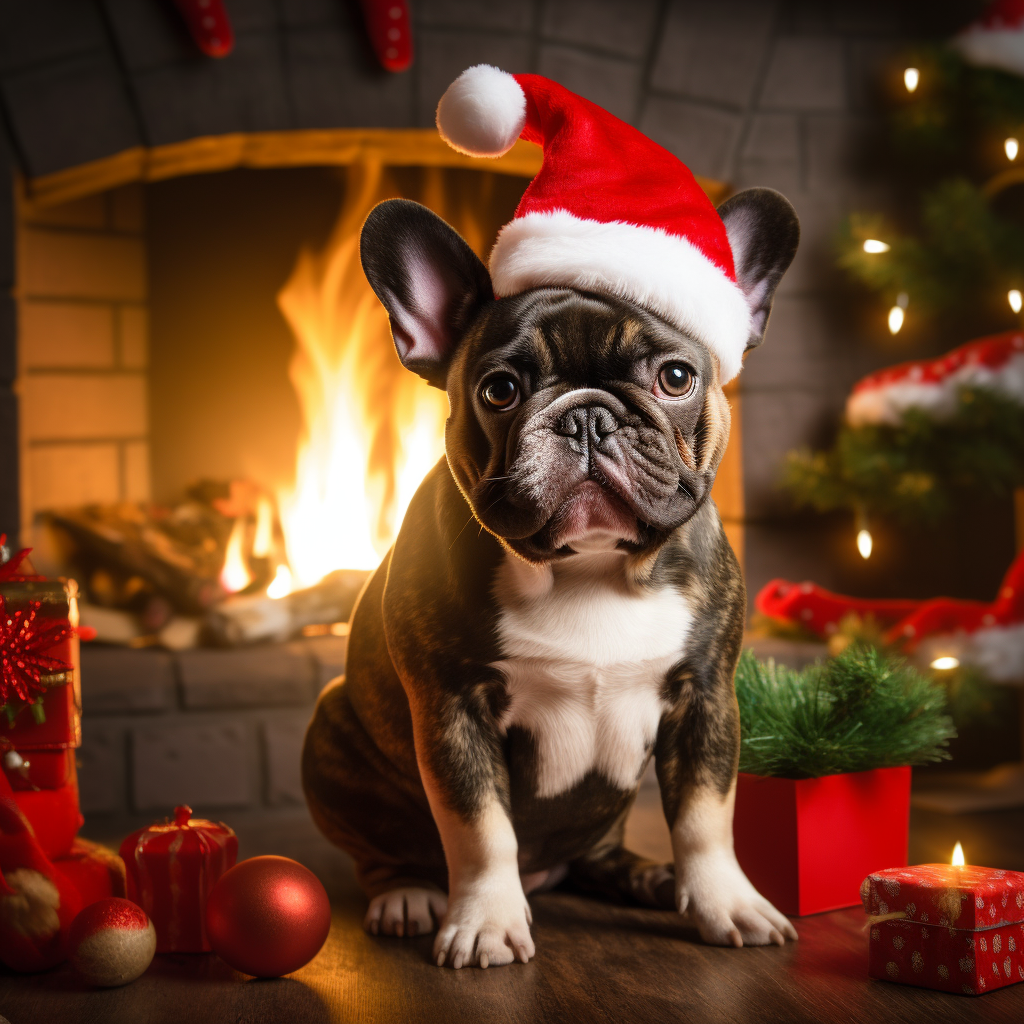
left=952, top=842, right=965, bottom=867
left=904, top=67, right=919, bottom=93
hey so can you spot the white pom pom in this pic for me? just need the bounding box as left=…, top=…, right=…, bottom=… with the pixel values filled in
left=436, top=65, right=527, bottom=158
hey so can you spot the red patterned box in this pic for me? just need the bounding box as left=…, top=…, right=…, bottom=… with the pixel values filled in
left=862, top=864, right=1024, bottom=995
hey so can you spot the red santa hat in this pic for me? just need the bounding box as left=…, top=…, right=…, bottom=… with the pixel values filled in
left=952, top=0, right=1024, bottom=77
left=435, top=65, right=752, bottom=382
left=845, top=330, right=1024, bottom=426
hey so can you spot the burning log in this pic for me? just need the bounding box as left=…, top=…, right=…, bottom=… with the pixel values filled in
left=204, top=569, right=369, bottom=646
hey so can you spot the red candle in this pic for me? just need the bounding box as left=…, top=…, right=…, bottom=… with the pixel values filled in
left=862, top=852, right=1024, bottom=995
left=119, top=806, right=237, bottom=953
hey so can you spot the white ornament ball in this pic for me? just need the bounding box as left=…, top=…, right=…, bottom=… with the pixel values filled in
left=68, top=898, right=156, bottom=987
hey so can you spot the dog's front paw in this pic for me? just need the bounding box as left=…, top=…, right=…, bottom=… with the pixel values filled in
left=676, top=851, right=797, bottom=948
left=433, top=879, right=534, bottom=969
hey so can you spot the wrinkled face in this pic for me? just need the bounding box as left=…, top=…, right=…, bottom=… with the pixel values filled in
left=445, top=288, right=731, bottom=562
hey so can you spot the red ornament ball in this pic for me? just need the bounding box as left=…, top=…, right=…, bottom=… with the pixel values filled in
left=205, top=856, right=331, bottom=977
left=68, top=898, right=156, bottom=987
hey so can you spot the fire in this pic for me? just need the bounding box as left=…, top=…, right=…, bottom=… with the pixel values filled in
left=952, top=842, right=965, bottom=867
left=220, top=518, right=253, bottom=593
left=275, top=160, right=449, bottom=586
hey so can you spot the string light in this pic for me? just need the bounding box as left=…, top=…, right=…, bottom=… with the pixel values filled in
left=1009, top=289, right=1022, bottom=313
left=904, top=67, right=919, bottom=93
left=930, top=655, right=960, bottom=671
left=1006, top=137, right=1019, bottom=161
left=856, top=529, right=873, bottom=559
left=887, top=291, right=908, bottom=334
left=862, top=239, right=890, bottom=253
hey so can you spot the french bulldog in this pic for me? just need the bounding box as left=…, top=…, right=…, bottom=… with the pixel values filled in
left=302, top=187, right=800, bottom=968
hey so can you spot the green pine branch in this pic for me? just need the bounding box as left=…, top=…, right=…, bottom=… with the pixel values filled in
left=782, top=386, right=1024, bottom=523
left=735, top=646, right=955, bottom=779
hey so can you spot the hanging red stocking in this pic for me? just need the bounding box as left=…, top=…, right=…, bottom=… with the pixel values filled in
left=359, top=0, right=413, bottom=72
left=171, top=0, right=234, bottom=58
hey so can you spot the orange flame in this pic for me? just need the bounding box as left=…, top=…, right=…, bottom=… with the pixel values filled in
left=220, top=517, right=252, bottom=593
left=276, top=161, right=449, bottom=586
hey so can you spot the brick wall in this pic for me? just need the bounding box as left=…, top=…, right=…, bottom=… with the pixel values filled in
left=78, top=635, right=346, bottom=830
left=15, top=185, right=150, bottom=524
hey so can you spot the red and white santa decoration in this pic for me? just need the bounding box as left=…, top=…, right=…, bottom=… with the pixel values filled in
left=435, top=65, right=753, bottom=382
left=952, top=0, right=1024, bottom=78
left=846, top=330, right=1024, bottom=426
left=756, top=548, right=1024, bottom=683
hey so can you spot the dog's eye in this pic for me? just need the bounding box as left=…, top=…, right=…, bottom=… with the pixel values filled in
left=481, top=376, right=520, bottom=410
left=657, top=363, right=697, bottom=399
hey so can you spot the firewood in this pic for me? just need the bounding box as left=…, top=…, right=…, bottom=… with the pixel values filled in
left=204, top=570, right=369, bottom=646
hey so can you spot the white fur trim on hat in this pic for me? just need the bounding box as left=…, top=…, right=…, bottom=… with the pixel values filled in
left=489, top=210, right=753, bottom=381
left=436, top=65, right=527, bottom=158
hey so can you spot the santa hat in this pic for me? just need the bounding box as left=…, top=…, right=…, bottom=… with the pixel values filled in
left=952, top=0, right=1024, bottom=77
left=845, top=330, right=1024, bottom=426
left=435, top=65, right=752, bottom=382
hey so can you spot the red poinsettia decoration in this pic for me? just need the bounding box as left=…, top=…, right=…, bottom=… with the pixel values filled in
left=0, top=534, right=41, bottom=583
left=0, top=596, right=73, bottom=707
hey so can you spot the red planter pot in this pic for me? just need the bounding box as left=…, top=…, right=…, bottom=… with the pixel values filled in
left=733, top=765, right=911, bottom=916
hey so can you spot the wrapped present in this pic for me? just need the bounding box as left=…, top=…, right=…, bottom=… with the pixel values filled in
left=862, top=864, right=1024, bottom=995
left=734, top=766, right=911, bottom=916
left=119, top=805, right=238, bottom=952
left=1, top=577, right=81, bottom=751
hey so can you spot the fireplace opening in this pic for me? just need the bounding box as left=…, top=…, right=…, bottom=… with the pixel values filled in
left=21, top=159, right=532, bottom=646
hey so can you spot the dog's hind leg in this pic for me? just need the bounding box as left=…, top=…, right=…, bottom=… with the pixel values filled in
left=568, top=844, right=676, bottom=910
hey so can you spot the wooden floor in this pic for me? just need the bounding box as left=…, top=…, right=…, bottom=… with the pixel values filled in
left=3, top=786, right=1024, bottom=1024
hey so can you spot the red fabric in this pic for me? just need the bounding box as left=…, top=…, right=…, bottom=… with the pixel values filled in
left=0, top=772, right=82, bottom=972
left=120, top=806, right=237, bottom=953
left=509, top=73, right=735, bottom=281
left=975, top=0, right=1024, bottom=31
left=13, top=778, right=83, bottom=860
left=850, top=330, right=1024, bottom=396
left=53, top=838, right=127, bottom=907
left=755, top=578, right=920, bottom=637
left=755, top=548, right=1024, bottom=647
left=734, top=767, right=911, bottom=917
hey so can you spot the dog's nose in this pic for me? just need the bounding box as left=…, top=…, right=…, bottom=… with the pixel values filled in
left=555, top=405, right=619, bottom=444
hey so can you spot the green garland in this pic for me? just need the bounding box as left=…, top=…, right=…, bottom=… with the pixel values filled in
left=782, top=386, right=1024, bottom=523
left=735, top=646, right=955, bottom=779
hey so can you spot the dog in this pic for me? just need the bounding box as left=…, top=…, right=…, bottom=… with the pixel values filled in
left=301, top=180, right=800, bottom=969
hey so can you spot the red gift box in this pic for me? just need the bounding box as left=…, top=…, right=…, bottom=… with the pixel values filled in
left=0, top=578, right=81, bottom=751
left=733, top=766, right=911, bottom=916
left=120, top=805, right=238, bottom=952
left=54, top=836, right=127, bottom=906
left=862, top=864, right=1024, bottom=995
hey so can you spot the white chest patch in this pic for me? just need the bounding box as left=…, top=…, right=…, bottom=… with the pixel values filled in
left=492, top=551, right=692, bottom=798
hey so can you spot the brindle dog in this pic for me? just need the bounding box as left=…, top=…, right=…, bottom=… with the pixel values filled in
left=303, top=189, right=800, bottom=968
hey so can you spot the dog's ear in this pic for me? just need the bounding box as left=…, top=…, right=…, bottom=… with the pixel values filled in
left=360, top=199, right=493, bottom=388
left=717, top=188, right=800, bottom=352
